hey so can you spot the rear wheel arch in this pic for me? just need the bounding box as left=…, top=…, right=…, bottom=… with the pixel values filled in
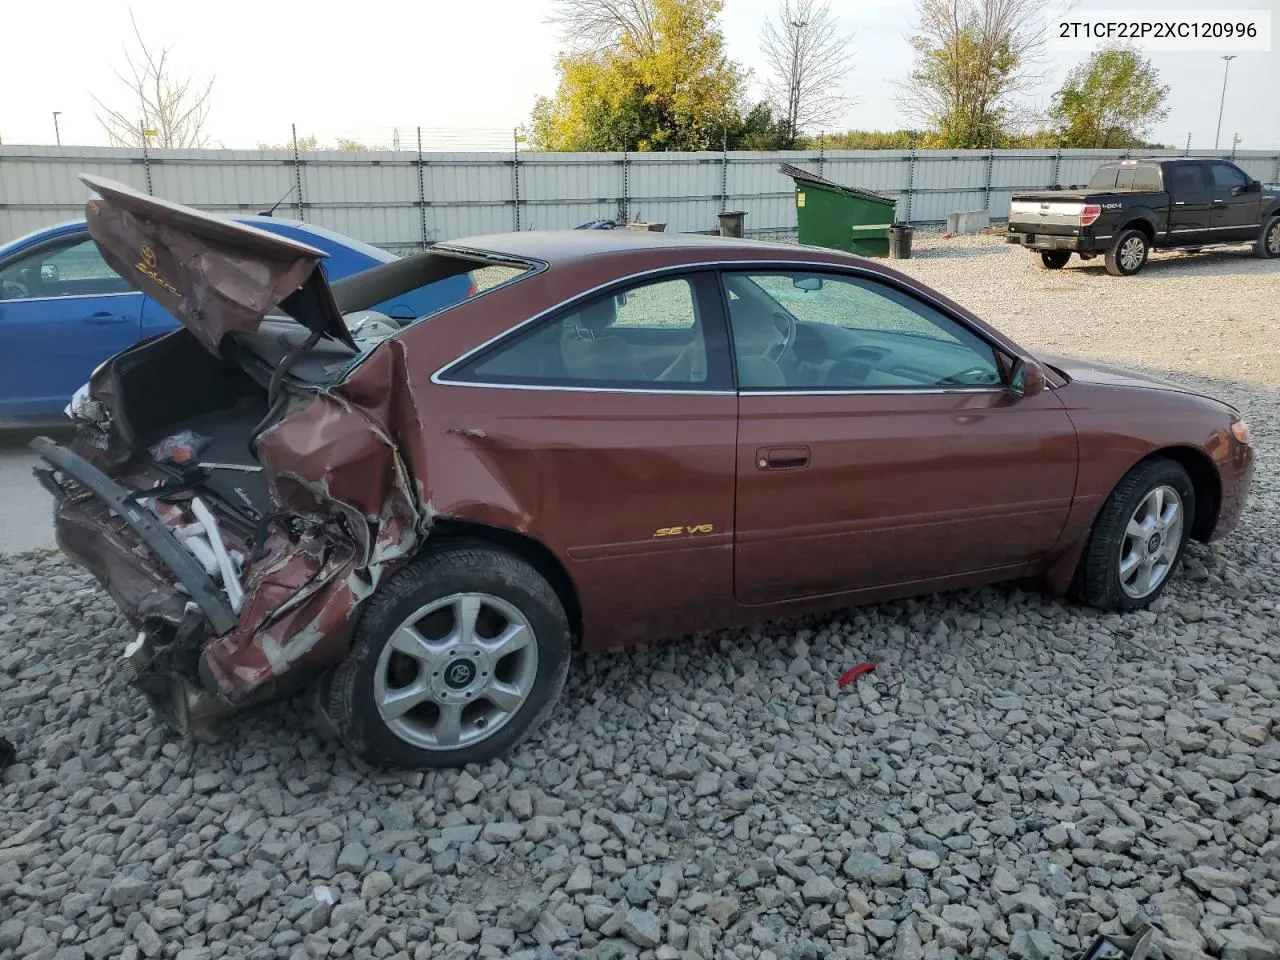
left=1120, top=218, right=1156, bottom=243
left=420, top=520, right=584, bottom=642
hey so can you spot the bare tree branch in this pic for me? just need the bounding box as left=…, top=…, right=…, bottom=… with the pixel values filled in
left=92, top=10, right=214, bottom=149
left=545, top=0, right=659, bottom=55
left=758, top=0, right=855, bottom=143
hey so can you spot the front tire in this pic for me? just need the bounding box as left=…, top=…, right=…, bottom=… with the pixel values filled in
left=1039, top=250, right=1071, bottom=269
left=1256, top=215, right=1280, bottom=259
left=1105, top=229, right=1149, bottom=276
left=326, top=545, right=571, bottom=769
left=1072, top=458, right=1195, bottom=611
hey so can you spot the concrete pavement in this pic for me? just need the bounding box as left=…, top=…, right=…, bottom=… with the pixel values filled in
left=0, top=428, right=70, bottom=555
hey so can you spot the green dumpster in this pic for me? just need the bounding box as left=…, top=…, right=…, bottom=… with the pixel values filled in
left=779, top=162, right=899, bottom=257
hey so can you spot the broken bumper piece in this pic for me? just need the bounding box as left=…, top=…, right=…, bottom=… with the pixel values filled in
left=31, top=436, right=238, bottom=634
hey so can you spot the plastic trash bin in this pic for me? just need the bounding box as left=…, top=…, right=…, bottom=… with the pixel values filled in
left=890, top=224, right=914, bottom=259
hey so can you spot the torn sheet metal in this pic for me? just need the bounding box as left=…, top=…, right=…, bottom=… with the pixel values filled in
left=201, top=345, right=428, bottom=699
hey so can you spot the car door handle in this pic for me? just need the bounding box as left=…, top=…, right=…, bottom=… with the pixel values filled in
left=757, top=445, right=810, bottom=470
left=84, top=312, right=128, bottom=324
left=1212, top=199, right=1225, bottom=204
left=1174, top=201, right=1186, bottom=205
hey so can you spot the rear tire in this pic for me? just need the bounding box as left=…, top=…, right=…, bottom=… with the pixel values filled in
left=1256, top=215, right=1280, bottom=259
left=326, top=544, right=571, bottom=769
left=1038, top=250, right=1071, bottom=269
left=1105, top=229, right=1149, bottom=276
left=1072, top=458, right=1195, bottom=611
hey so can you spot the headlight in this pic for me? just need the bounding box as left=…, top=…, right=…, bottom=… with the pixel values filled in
left=1230, top=418, right=1250, bottom=444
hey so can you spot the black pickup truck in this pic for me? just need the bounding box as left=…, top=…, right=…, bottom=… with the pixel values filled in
left=1006, top=157, right=1280, bottom=276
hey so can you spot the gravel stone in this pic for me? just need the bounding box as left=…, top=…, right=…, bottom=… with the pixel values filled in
left=106, top=875, right=151, bottom=907
left=336, top=842, right=368, bottom=874
left=620, top=908, right=662, bottom=948
left=801, top=876, right=839, bottom=904
left=907, top=849, right=940, bottom=871
left=532, top=911, right=569, bottom=945
left=447, top=908, right=481, bottom=942
left=361, top=871, right=393, bottom=899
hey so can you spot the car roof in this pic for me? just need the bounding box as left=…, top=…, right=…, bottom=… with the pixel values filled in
left=0, top=213, right=396, bottom=264
left=437, top=229, right=856, bottom=270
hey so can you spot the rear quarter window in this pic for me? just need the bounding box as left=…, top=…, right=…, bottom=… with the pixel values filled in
left=1088, top=166, right=1121, bottom=189
left=1091, top=164, right=1161, bottom=191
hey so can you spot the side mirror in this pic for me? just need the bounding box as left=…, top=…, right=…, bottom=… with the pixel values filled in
left=1009, top=357, right=1046, bottom=398
left=40, top=263, right=60, bottom=282
left=1250, top=179, right=1262, bottom=193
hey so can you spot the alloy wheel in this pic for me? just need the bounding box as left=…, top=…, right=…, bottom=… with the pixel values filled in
left=1117, top=485, right=1184, bottom=599
left=373, top=592, right=539, bottom=749
left=1267, top=221, right=1280, bottom=255
left=1119, top=237, right=1146, bottom=272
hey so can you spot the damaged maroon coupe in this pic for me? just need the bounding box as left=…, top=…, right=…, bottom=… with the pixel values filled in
left=35, top=175, right=1252, bottom=768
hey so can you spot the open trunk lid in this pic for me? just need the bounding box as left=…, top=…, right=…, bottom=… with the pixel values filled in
left=81, top=174, right=357, bottom=353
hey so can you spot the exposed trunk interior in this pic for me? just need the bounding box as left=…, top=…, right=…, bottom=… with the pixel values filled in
left=106, top=329, right=277, bottom=523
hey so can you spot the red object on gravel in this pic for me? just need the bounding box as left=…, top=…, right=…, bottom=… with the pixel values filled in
left=838, top=662, right=876, bottom=687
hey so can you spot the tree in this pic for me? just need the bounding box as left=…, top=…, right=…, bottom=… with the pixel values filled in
left=896, top=0, right=1060, bottom=149
left=758, top=0, right=855, bottom=146
left=1049, top=47, right=1170, bottom=148
left=530, top=0, right=747, bottom=151
left=93, top=12, right=214, bottom=148
left=725, top=103, right=797, bottom=150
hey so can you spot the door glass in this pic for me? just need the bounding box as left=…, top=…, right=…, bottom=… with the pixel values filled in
left=1170, top=164, right=1207, bottom=200
left=457, top=276, right=723, bottom=388
left=1209, top=163, right=1247, bottom=193
left=723, top=271, right=1002, bottom=390
left=0, top=238, right=129, bottom=300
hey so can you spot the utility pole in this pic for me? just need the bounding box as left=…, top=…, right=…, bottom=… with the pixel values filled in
left=1214, top=55, right=1236, bottom=151
left=52, top=111, right=61, bottom=146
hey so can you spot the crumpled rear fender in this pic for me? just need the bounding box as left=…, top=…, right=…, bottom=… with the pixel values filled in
left=202, top=341, right=429, bottom=699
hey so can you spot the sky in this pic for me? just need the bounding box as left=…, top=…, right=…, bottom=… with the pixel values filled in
left=0, top=0, right=1276, bottom=152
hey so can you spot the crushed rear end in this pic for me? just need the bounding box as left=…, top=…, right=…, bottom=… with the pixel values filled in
left=32, top=176, right=442, bottom=734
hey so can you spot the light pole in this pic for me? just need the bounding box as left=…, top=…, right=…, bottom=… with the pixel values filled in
left=52, top=111, right=61, bottom=146
left=1214, top=56, right=1236, bottom=151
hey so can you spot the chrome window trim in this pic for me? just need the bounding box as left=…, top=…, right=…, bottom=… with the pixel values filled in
left=431, top=257, right=1024, bottom=390
left=741, top=386, right=1007, bottom=397
left=423, top=380, right=736, bottom=396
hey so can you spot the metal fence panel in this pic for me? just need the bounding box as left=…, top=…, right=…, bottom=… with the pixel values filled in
left=3, top=146, right=1278, bottom=248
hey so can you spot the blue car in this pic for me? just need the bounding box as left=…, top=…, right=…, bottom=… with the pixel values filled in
left=0, top=216, right=475, bottom=425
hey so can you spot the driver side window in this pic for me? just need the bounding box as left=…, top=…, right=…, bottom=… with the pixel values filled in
left=0, top=236, right=130, bottom=300
left=722, top=271, right=1002, bottom=391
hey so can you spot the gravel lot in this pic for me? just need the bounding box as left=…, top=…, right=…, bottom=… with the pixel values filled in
left=2, top=233, right=1279, bottom=960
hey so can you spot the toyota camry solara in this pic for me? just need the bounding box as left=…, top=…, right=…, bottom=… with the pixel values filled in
left=33, top=175, right=1254, bottom=769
